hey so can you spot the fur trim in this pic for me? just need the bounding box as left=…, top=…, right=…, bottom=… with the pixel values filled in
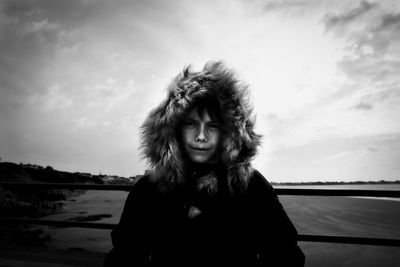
left=140, top=61, right=262, bottom=193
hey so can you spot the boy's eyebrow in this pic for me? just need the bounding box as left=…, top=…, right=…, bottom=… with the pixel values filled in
left=184, top=114, right=220, bottom=123
left=183, top=117, right=198, bottom=122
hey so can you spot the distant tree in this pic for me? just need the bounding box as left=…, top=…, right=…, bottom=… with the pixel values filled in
left=45, top=166, right=54, bottom=171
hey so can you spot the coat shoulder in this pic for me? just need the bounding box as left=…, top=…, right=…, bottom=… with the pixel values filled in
left=125, top=175, right=159, bottom=202
left=247, top=169, right=275, bottom=195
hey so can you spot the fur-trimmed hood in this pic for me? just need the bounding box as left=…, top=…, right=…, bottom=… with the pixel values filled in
left=140, top=61, right=261, bottom=193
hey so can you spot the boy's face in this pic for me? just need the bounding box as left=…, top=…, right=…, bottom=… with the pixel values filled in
left=181, top=107, right=221, bottom=164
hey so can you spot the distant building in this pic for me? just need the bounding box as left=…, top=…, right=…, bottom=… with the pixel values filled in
left=129, top=175, right=144, bottom=183
left=74, top=172, right=92, bottom=178
left=20, top=163, right=44, bottom=170
left=129, top=177, right=137, bottom=183
left=102, top=176, right=115, bottom=182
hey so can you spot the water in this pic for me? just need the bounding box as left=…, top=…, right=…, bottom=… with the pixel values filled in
left=275, top=183, right=400, bottom=190
left=275, top=183, right=400, bottom=267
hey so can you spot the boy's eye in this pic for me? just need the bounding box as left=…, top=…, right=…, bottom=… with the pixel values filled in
left=183, top=121, right=196, bottom=127
left=208, top=122, right=220, bottom=129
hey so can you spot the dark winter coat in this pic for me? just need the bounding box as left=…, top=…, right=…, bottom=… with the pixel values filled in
left=104, top=169, right=305, bottom=266
left=104, top=62, right=305, bottom=266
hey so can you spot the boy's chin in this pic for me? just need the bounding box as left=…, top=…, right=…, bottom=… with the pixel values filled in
left=189, top=155, right=212, bottom=164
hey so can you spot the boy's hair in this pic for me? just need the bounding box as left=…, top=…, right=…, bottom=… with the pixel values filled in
left=187, top=95, right=223, bottom=124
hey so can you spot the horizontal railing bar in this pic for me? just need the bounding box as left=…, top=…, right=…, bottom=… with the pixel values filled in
left=1, top=182, right=400, bottom=197
left=1, top=217, right=399, bottom=247
left=0, top=217, right=115, bottom=229
left=0, top=182, right=134, bottom=191
left=299, top=234, right=400, bottom=247
left=275, top=188, right=400, bottom=197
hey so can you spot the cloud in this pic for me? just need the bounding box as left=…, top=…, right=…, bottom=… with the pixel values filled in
left=367, top=147, right=379, bottom=152
left=354, top=102, right=373, bottom=111
left=22, top=19, right=59, bottom=34
left=321, top=150, right=358, bottom=162
left=29, top=84, right=73, bottom=112
left=324, top=1, right=400, bottom=68
left=322, top=1, right=400, bottom=123
left=324, top=1, right=377, bottom=30
left=72, top=117, right=97, bottom=129
left=260, top=0, right=334, bottom=18
left=378, top=12, right=400, bottom=30
left=264, top=0, right=309, bottom=12
left=83, top=78, right=137, bottom=112
left=256, top=133, right=400, bottom=181
left=0, top=0, right=80, bottom=103
left=264, top=113, right=279, bottom=121
left=349, top=85, right=400, bottom=111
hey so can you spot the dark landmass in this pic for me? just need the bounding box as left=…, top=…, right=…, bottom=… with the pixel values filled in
left=0, top=161, right=110, bottom=247
left=0, top=161, right=105, bottom=216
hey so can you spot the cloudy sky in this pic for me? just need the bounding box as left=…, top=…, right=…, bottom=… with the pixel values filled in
left=1, top=0, right=399, bottom=182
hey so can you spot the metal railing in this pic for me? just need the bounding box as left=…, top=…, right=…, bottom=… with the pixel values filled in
left=1, top=182, right=400, bottom=247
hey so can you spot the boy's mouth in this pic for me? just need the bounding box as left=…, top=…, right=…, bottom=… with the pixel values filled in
left=189, top=146, right=212, bottom=151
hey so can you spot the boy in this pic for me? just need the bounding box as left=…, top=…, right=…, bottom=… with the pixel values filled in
left=105, top=61, right=305, bottom=266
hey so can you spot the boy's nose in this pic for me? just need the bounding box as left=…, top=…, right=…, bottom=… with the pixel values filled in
left=195, top=125, right=208, bottom=142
